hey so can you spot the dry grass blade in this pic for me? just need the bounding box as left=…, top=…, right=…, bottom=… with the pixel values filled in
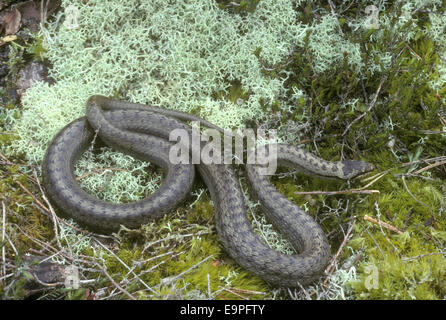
left=75, top=168, right=128, bottom=181
left=342, top=76, right=386, bottom=136
left=413, top=159, right=446, bottom=175
left=401, top=176, right=435, bottom=225
left=324, top=219, right=356, bottom=278
left=294, top=189, right=379, bottom=196
left=95, top=262, right=137, bottom=300
left=364, top=215, right=403, bottom=234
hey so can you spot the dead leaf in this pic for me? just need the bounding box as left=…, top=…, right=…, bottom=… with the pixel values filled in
left=0, top=8, right=21, bottom=35
left=17, top=0, right=61, bottom=32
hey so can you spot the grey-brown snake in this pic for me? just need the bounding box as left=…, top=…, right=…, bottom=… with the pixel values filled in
left=42, top=95, right=374, bottom=286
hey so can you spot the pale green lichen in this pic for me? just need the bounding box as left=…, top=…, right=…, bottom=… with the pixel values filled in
left=12, top=0, right=317, bottom=207
left=33, top=0, right=309, bottom=130
left=307, top=14, right=364, bottom=74
left=13, top=0, right=389, bottom=164
left=12, top=80, right=95, bottom=163
left=75, top=148, right=161, bottom=203
left=12, top=0, right=314, bottom=209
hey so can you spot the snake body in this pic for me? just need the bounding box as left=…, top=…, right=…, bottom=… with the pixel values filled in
left=42, top=96, right=374, bottom=287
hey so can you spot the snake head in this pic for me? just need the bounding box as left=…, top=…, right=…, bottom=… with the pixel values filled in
left=340, top=160, right=374, bottom=179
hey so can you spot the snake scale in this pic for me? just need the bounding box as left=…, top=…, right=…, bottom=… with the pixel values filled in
left=42, top=95, right=374, bottom=287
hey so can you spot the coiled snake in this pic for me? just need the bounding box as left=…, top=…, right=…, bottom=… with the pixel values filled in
left=42, top=96, right=374, bottom=287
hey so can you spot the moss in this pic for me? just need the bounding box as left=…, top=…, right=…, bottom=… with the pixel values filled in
left=185, top=195, right=215, bottom=224
left=344, top=154, right=446, bottom=299
left=26, top=35, right=47, bottom=62
left=349, top=243, right=446, bottom=299
left=0, top=163, right=53, bottom=248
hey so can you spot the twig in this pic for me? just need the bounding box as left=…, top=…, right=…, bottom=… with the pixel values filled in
left=207, top=273, right=211, bottom=299
left=401, top=156, right=446, bottom=167
left=220, top=287, right=249, bottom=300
left=307, top=219, right=356, bottom=298
left=365, top=228, right=385, bottom=260
left=413, top=159, right=446, bottom=175
left=294, top=189, right=379, bottom=196
left=14, top=180, right=49, bottom=212
left=401, top=176, right=435, bottom=225
left=296, top=281, right=312, bottom=300
left=395, top=173, right=436, bottom=181
left=0, top=152, right=26, bottom=168
left=160, top=255, right=214, bottom=285
left=40, top=0, right=51, bottom=39
left=18, top=227, right=61, bottom=257
left=364, top=215, right=403, bottom=234
left=14, top=178, right=64, bottom=247
left=76, top=168, right=128, bottom=181
left=0, top=226, right=18, bottom=256
left=95, top=262, right=137, bottom=300
left=402, top=252, right=446, bottom=262
left=0, top=152, right=14, bottom=165
left=405, top=43, right=422, bottom=60
left=31, top=202, right=113, bottom=240
left=141, top=231, right=210, bottom=254
left=31, top=273, right=64, bottom=288
left=132, top=251, right=175, bottom=268
left=324, top=219, right=356, bottom=280
left=121, top=251, right=173, bottom=283
left=328, top=0, right=344, bottom=36
left=33, top=170, right=62, bottom=249
left=286, top=288, right=299, bottom=300
left=1, top=201, right=5, bottom=286
left=360, top=169, right=388, bottom=183
left=34, top=236, right=88, bottom=266
left=123, top=251, right=185, bottom=286
left=0, top=273, right=14, bottom=282
left=225, top=1, right=241, bottom=7
left=95, top=239, right=158, bottom=296
left=12, top=171, right=113, bottom=241
left=0, top=152, right=39, bottom=183
left=225, top=287, right=266, bottom=296
left=342, top=76, right=386, bottom=136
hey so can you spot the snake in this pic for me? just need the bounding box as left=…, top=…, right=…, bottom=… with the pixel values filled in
left=41, top=95, right=374, bottom=287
